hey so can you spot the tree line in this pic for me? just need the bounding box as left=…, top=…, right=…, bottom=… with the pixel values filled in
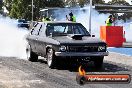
left=3, top=0, right=64, bottom=20
left=0, top=0, right=131, bottom=21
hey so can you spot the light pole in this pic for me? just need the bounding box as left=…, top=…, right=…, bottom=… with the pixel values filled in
left=89, top=0, right=92, bottom=35
left=32, top=0, right=34, bottom=25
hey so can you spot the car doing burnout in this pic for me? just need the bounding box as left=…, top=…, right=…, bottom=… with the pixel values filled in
left=26, top=22, right=108, bottom=69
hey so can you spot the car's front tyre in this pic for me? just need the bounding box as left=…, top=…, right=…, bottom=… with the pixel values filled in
left=47, top=48, right=57, bottom=68
left=26, top=44, right=38, bottom=62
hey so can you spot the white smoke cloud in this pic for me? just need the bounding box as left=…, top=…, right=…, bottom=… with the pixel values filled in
left=0, top=6, right=131, bottom=59
left=53, top=7, right=109, bottom=37
left=76, top=7, right=110, bottom=37
left=112, top=19, right=132, bottom=42
left=53, top=6, right=132, bottom=42
left=123, top=22, right=132, bottom=42
left=0, top=16, right=28, bottom=59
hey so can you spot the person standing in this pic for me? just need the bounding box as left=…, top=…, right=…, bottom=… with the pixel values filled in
left=42, top=16, right=51, bottom=22
left=66, top=12, right=76, bottom=22
left=106, top=15, right=114, bottom=26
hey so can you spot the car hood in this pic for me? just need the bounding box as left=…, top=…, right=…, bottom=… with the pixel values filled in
left=52, top=35, right=106, bottom=45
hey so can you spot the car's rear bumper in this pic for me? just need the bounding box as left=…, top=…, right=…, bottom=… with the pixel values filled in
left=55, top=51, right=109, bottom=57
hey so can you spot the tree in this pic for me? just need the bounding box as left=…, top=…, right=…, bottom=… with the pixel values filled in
left=65, top=0, right=77, bottom=7
left=10, top=0, right=31, bottom=20
left=9, top=0, right=64, bottom=20
left=108, top=0, right=130, bottom=5
left=33, top=0, right=64, bottom=20
left=93, top=0, right=105, bottom=4
left=78, top=0, right=88, bottom=7
left=4, top=0, right=13, bottom=13
left=65, top=0, right=105, bottom=7
left=108, top=0, right=131, bottom=21
left=46, top=0, right=64, bottom=7
left=87, top=0, right=105, bottom=5
left=0, top=0, right=2, bottom=10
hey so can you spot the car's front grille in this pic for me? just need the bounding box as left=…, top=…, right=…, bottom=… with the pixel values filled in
left=68, top=46, right=98, bottom=52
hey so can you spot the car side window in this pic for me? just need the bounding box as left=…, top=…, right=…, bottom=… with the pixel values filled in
left=45, top=25, right=54, bottom=36
left=73, top=26, right=80, bottom=34
left=54, top=26, right=66, bottom=33
left=66, top=26, right=74, bottom=34
left=31, top=24, right=42, bottom=35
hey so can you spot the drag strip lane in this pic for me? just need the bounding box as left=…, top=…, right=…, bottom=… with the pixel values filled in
left=108, top=48, right=132, bottom=56
left=0, top=55, right=132, bottom=88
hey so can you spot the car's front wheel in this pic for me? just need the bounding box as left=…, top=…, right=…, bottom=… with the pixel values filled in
left=26, top=44, right=38, bottom=62
left=47, top=48, right=57, bottom=68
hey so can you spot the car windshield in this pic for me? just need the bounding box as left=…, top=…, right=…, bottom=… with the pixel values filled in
left=46, top=23, right=90, bottom=36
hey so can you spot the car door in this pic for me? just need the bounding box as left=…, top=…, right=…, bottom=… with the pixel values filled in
left=28, top=23, right=42, bottom=53
left=37, top=23, right=47, bottom=56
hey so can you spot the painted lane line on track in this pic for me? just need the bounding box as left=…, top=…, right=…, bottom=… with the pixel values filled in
left=108, top=48, right=132, bottom=57
left=109, top=51, right=132, bottom=57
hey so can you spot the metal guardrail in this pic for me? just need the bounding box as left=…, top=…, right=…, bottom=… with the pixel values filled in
left=97, top=10, right=132, bottom=13
left=95, top=4, right=132, bottom=9
left=95, top=4, right=132, bottom=13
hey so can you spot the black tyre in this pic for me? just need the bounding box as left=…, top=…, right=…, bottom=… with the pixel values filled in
left=26, top=44, right=38, bottom=62
left=93, top=56, right=104, bottom=69
left=47, top=48, right=56, bottom=68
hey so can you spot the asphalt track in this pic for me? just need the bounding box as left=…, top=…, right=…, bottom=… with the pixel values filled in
left=0, top=52, right=132, bottom=88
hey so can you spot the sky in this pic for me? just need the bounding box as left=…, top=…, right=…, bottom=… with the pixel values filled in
left=105, top=0, right=132, bottom=4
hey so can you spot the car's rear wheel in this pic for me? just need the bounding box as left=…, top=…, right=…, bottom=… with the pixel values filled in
left=26, top=44, right=38, bottom=62
left=47, top=48, right=56, bottom=68
left=93, top=56, right=104, bottom=69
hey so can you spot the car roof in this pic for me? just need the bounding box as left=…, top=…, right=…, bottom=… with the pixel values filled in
left=38, top=21, right=81, bottom=24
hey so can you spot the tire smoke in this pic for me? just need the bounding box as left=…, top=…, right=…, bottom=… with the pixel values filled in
left=0, top=6, right=131, bottom=59
left=0, top=16, right=29, bottom=59
left=53, top=6, right=132, bottom=42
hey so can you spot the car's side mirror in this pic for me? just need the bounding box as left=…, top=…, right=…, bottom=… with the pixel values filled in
left=92, top=35, right=95, bottom=37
